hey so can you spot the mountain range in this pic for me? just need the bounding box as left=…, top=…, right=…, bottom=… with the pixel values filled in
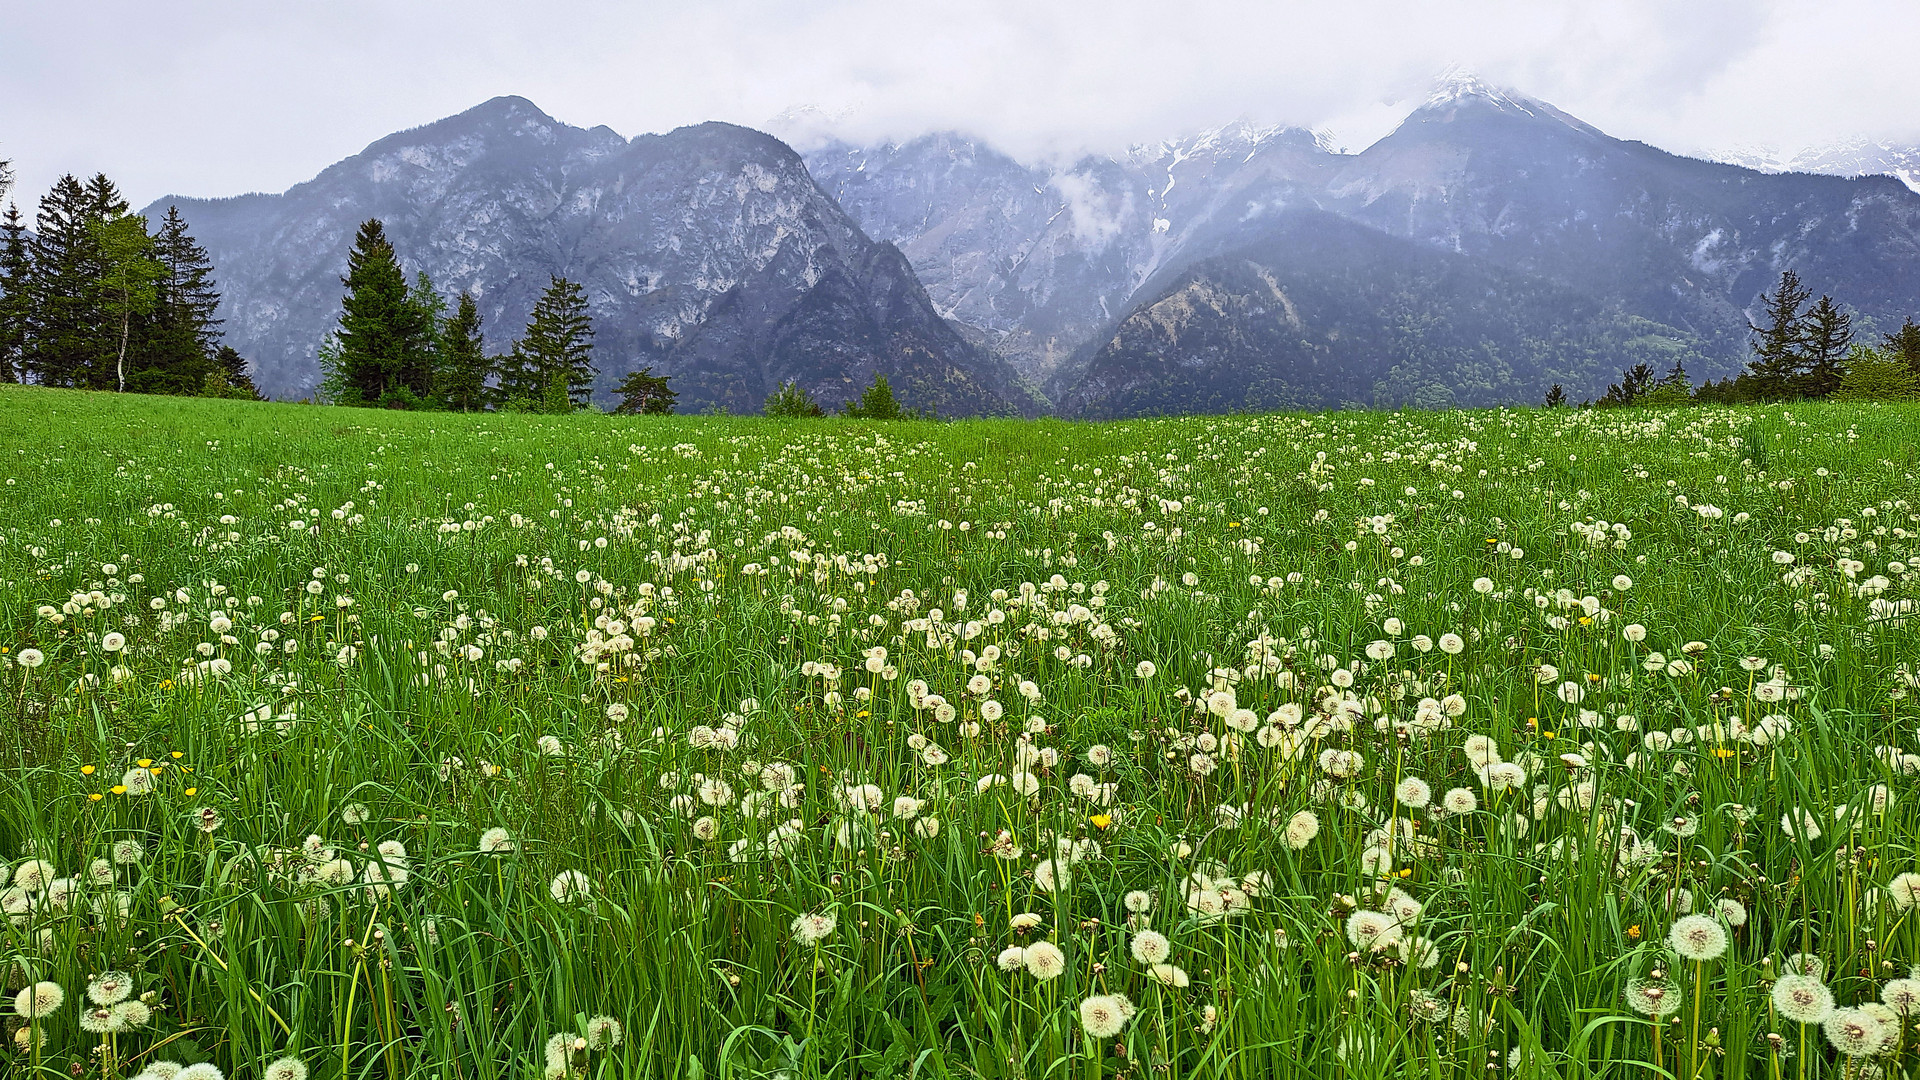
left=143, top=79, right=1920, bottom=414
left=144, top=97, right=1036, bottom=415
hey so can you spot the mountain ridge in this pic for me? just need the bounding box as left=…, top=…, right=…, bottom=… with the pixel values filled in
left=141, top=97, right=1037, bottom=415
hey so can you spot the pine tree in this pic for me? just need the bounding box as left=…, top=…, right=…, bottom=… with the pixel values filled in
left=210, top=346, right=262, bottom=399
left=1880, top=317, right=1920, bottom=378
left=612, top=366, right=677, bottom=414
left=436, top=293, right=492, bottom=411
left=505, top=276, right=595, bottom=411
left=1745, top=270, right=1812, bottom=399
left=1541, top=384, right=1566, bottom=408
left=0, top=203, right=30, bottom=383
left=332, top=220, right=436, bottom=406
left=27, top=174, right=117, bottom=388
left=1799, top=296, right=1852, bottom=399
left=133, top=206, right=226, bottom=394
left=1599, top=363, right=1655, bottom=407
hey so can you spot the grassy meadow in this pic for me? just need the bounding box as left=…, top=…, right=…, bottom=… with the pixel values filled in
left=2, top=385, right=1920, bottom=1080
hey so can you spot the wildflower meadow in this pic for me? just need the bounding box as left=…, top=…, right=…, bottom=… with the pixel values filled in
left=3, top=386, right=1920, bottom=1080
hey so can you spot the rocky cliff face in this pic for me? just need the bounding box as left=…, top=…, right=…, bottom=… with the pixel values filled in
left=812, top=80, right=1920, bottom=413
left=143, top=97, right=1035, bottom=415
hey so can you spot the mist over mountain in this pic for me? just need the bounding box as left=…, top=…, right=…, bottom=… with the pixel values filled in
left=141, top=97, right=1036, bottom=415
left=145, top=83, right=1920, bottom=416
left=809, top=77, right=1920, bottom=412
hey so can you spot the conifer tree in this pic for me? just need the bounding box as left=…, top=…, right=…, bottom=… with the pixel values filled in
left=436, top=292, right=492, bottom=411
left=1745, top=270, right=1811, bottom=399
left=1799, top=296, right=1852, bottom=399
left=133, top=206, right=226, bottom=394
left=1541, top=384, right=1566, bottom=408
left=0, top=203, right=29, bottom=383
left=504, top=276, right=595, bottom=411
left=208, top=346, right=262, bottom=399
left=331, top=219, right=435, bottom=406
left=1880, top=317, right=1920, bottom=378
left=27, top=174, right=116, bottom=388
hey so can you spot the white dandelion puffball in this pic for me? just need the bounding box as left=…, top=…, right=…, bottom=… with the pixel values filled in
left=1129, top=929, right=1171, bottom=964
left=1824, top=1007, right=1890, bottom=1057
left=1023, top=940, right=1066, bottom=980
left=1770, top=975, right=1834, bottom=1024
left=1667, top=915, right=1728, bottom=961
left=549, top=870, right=592, bottom=904
left=790, top=911, right=836, bottom=945
left=1079, top=993, right=1134, bottom=1038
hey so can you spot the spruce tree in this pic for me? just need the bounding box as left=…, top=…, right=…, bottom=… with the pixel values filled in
left=1881, top=317, right=1920, bottom=378
left=210, top=346, right=262, bottom=399
left=506, top=276, right=595, bottom=411
left=134, top=206, right=225, bottom=394
left=1799, top=296, right=1852, bottom=399
left=436, top=292, right=492, bottom=411
left=27, top=174, right=116, bottom=388
left=332, top=220, right=435, bottom=406
left=1541, top=384, right=1566, bottom=408
left=1745, top=270, right=1812, bottom=399
left=0, top=203, right=30, bottom=383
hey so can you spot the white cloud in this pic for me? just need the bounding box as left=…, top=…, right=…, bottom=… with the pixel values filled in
left=3, top=0, right=1917, bottom=208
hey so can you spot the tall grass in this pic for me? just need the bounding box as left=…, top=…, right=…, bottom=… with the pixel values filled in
left=0, top=386, right=1917, bottom=1079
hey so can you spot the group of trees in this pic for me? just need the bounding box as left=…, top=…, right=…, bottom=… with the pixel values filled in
left=319, top=219, right=677, bottom=415
left=763, top=373, right=931, bottom=420
left=1549, top=270, right=1920, bottom=408
left=0, top=164, right=256, bottom=398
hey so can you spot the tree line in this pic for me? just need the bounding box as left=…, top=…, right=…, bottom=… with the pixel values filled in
left=1546, top=270, right=1920, bottom=408
left=317, top=219, right=675, bottom=415
left=0, top=165, right=256, bottom=398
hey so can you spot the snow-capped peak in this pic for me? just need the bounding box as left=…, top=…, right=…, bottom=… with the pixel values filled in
left=1423, top=68, right=1536, bottom=116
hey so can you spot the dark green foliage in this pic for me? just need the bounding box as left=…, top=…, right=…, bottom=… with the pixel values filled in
left=1636, top=361, right=1694, bottom=406
left=1743, top=270, right=1811, bottom=400
left=764, top=380, right=825, bottom=418
left=210, top=347, right=262, bottom=399
left=840, top=373, right=932, bottom=419
left=328, top=220, right=437, bottom=406
left=435, top=293, right=492, bottom=412
left=0, top=179, right=231, bottom=396
left=1800, top=295, right=1853, bottom=399
left=500, top=276, right=594, bottom=411
left=1542, top=384, right=1566, bottom=408
left=1598, top=362, right=1656, bottom=407
left=841, top=373, right=900, bottom=419
left=128, top=206, right=227, bottom=395
left=0, top=203, right=28, bottom=383
left=26, top=174, right=120, bottom=388
left=612, top=366, right=677, bottom=414
left=1883, top=317, right=1920, bottom=377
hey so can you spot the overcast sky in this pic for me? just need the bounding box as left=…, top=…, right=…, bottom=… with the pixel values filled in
left=5, top=0, right=1917, bottom=208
